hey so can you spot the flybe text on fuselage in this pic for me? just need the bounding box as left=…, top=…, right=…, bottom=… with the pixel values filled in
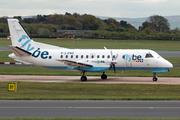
left=32, top=48, right=52, bottom=59
left=123, top=54, right=143, bottom=62
left=18, top=35, right=34, bottom=51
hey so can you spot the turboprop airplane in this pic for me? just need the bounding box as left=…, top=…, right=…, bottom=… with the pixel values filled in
left=7, top=19, right=173, bottom=81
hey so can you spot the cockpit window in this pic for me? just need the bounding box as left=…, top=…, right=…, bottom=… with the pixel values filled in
left=145, top=53, right=153, bottom=58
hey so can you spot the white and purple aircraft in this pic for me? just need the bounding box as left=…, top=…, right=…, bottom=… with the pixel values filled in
left=7, top=19, right=173, bottom=81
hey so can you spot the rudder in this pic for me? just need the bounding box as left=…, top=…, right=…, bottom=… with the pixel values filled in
left=7, top=19, right=35, bottom=52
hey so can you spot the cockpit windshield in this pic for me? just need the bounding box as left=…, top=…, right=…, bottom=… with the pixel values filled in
left=145, top=53, right=153, bottom=58
left=146, top=51, right=162, bottom=59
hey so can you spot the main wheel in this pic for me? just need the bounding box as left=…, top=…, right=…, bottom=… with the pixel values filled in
left=153, top=77, right=157, bottom=81
left=81, top=76, right=87, bottom=81
left=101, top=74, right=107, bottom=79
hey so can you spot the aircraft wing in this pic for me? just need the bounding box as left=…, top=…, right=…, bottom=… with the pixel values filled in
left=56, top=59, right=93, bottom=68
left=8, top=46, right=32, bottom=56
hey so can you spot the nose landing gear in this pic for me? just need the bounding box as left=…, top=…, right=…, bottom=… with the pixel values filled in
left=153, top=73, right=158, bottom=81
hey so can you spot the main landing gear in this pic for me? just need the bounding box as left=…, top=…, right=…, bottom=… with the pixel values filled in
left=80, top=71, right=107, bottom=81
left=81, top=71, right=87, bottom=81
left=153, top=73, right=158, bottom=82
left=101, top=72, right=107, bottom=79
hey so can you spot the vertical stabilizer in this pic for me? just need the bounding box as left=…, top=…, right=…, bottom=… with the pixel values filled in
left=7, top=19, right=35, bottom=52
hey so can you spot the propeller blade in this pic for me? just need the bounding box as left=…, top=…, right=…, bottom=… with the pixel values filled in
left=110, top=50, right=113, bottom=60
left=109, top=63, right=113, bottom=70
left=113, top=64, right=116, bottom=73
left=109, top=50, right=117, bottom=74
left=115, top=53, right=118, bottom=60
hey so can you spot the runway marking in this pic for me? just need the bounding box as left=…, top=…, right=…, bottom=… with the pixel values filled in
left=1, top=107, right=180, bottom=109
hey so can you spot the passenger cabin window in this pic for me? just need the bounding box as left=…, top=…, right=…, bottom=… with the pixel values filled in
left=113, top=55, right=115, bottom=59
left=91, top=55, right=94, bottom=59
left=122, top=55, right=125, bottom=59
left=81, top=55, right=83, bottom=58
left=97, top=55, right=99, bottom=58
left=66, top=55, right=68, bottom=58
left=145, top=53, right=153, bottom=58
left=76, top=55, right=78, bottom=58
left=102, top=55, right=105, bottom=58
left=71, top=55, right=73, bottom=58
left=61, top=55, right=63, bottom=58
left=86, top=55, right=88, bottom=59
left=107, top=55, right=110, bottom=59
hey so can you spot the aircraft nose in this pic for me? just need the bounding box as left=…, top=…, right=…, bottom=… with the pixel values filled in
left=165, top=60, right=173, bottom=68
left=159, top=58, right=173, bottom=69
left=168, top=61, right=173, bottom=68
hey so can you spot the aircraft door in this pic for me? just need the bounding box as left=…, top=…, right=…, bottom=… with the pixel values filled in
left=125, top=54, right=132, bottom=67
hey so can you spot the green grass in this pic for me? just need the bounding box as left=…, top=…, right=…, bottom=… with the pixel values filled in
left=0, top=38, right=11, bottom=46
left=0, top=51, right=16, bottom=62
left=1, top=82, right=180, bottom=100
left=164, top=57, right=180, bottom=64
left=1, top=37, right=180, bottom=50
left=34, top=38, right=180, bottom=51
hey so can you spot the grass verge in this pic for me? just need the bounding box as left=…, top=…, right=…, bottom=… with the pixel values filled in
left=1, top=82, right=180, bottom=100
left=1, top=38, right=180, bottom=50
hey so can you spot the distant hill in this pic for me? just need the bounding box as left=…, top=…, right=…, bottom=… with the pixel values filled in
left=97, top=15, right=180, bottom=30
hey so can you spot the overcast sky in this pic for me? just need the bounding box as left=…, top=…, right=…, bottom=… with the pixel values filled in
left=0, top=0, right=179, bottom=18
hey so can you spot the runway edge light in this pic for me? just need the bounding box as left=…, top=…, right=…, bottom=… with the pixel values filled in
left=8, top=82, right=17, bottom=92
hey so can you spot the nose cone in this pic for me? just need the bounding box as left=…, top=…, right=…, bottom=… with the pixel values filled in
left=164, top=59, right=173, bottom=69
left=158, top=58, right=173, bottom=69
left=167, top=61, right=173, bottom=68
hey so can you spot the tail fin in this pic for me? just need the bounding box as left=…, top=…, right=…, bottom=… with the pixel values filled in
left=7, top=19, right=35, bottom=52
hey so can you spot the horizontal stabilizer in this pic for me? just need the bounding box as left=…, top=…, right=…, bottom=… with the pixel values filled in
left=8, top=46, right=32, bottom=56
left=56, top=59, right=93, bottom=68
left=14, top=59, right=32, bottom=65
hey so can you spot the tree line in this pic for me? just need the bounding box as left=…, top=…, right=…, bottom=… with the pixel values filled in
left=0, top=12, right=180, bottom=40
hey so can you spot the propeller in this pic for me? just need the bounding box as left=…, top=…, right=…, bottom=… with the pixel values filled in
left=109, top=50, right=118, bottom=73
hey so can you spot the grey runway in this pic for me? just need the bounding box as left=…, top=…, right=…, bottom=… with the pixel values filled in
left=0, top=100, right=180, bottom=118
left=1, top=75, right=180, bottom=84
left=156, top=51, right=180, bottom=57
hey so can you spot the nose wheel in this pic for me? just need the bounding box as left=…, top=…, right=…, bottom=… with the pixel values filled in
left=153, top=73, right=158, bottom=81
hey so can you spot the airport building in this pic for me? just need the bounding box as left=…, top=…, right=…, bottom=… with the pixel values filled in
left=54, top=30, right=92, bottom=35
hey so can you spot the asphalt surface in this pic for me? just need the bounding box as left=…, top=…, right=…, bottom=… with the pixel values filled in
left=0, top=75, right=180, bottom=84
left=156, top=51, right=180, bottom=57
left=0, top=100, right=180, bottom=118
left=0, top=47, right=10, bottom=51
